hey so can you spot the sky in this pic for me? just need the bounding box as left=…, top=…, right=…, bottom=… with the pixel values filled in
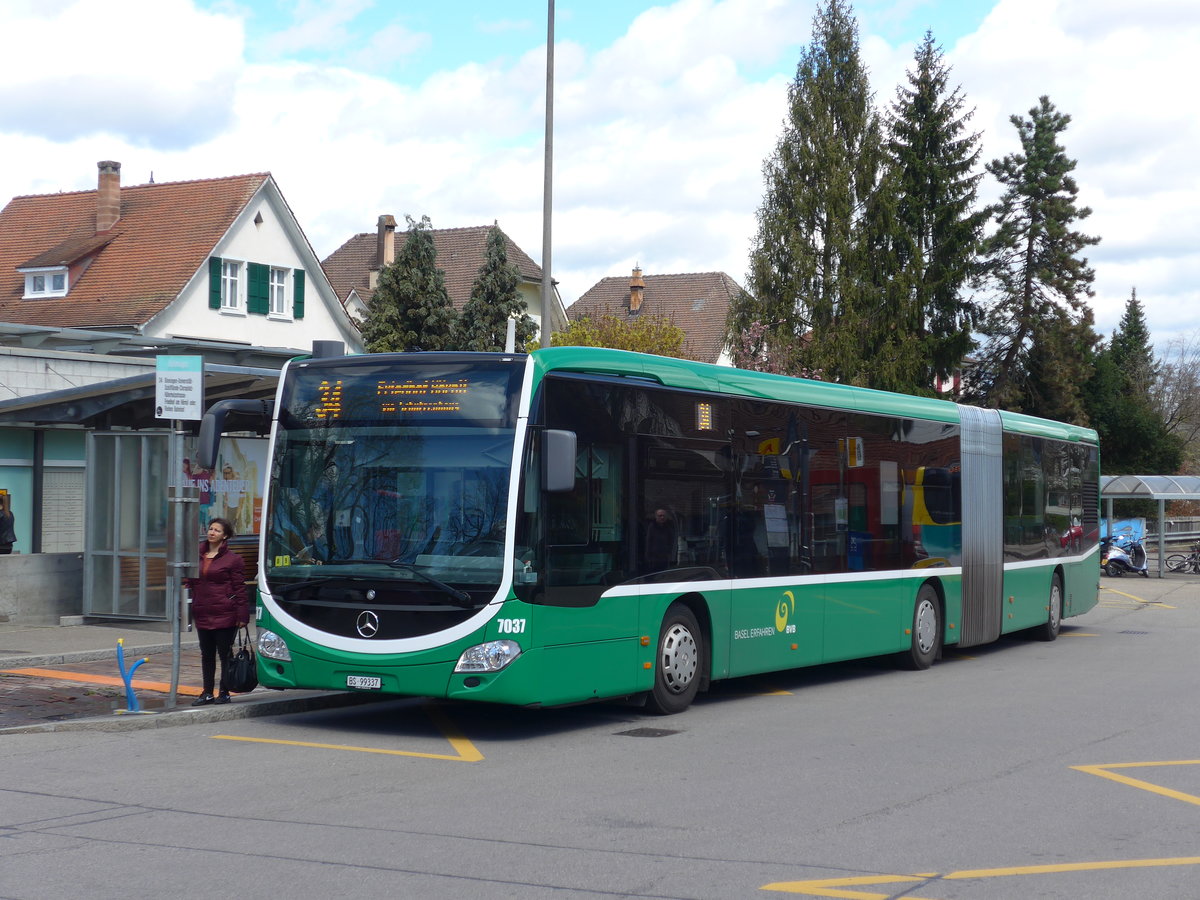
left=1, top=0, right=1197, bottom=353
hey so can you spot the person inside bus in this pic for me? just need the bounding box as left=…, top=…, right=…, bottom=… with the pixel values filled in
left=293, top=520, right=327, bottom=564
left=644, top=507, right=677, bottom=574
left=186, top=517, right=249, bottom=705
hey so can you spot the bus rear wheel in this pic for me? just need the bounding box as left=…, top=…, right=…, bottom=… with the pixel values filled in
left=1034, top=575, right=1063, bottom=642
left=646, top=603, right=703, bottom=715
left=900, top=584, right=941, bottom=670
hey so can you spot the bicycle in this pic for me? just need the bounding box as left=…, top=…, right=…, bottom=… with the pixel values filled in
left=1165, top=541, right=1200, bottom=574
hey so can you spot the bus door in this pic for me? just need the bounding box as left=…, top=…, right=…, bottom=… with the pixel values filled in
left=726, top=436, right=824, bottom=677
left=635, top=436, right=735, bottom=673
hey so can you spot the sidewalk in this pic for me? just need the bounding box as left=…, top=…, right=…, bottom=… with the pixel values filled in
left=0, top=620, right=375, bottom=735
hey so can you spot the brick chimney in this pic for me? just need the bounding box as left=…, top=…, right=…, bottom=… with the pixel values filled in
left=377, top=214, right=397, bottom=267
left=368, top=214, right=398, bottom=289
left=629, top=266, right=645, bottom=313
left=96, top=160, right=121, bottom=232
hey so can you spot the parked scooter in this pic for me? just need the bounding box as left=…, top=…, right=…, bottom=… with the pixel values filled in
left=1101, top=535, right=1149, bottom=577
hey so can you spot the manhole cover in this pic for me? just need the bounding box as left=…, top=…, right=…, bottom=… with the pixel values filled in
left=616, top=727, right=680, bottom=738
left=1119, top=630, right=1148, bottom=635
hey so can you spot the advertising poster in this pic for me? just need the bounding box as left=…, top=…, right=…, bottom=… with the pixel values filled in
left=180, top=437, right=268, bottom=538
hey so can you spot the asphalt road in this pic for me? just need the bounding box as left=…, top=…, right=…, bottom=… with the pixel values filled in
left=1, top=574, right=1197, bottom=899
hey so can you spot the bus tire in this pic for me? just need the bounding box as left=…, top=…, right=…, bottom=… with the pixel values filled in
left=1035, top=574, right=1063, bottom=642
left=646, top=603, right=703, bottom=715
left=900, top=584, right=941, bottom=671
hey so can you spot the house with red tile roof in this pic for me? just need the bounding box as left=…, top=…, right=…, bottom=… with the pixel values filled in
left=568, top=268, right=743, bottom=365
left=0, top=161, right=360, bottom=354
left=0, top=162, right=361, bottom=622
left=322, top=215, right=568, bottom=336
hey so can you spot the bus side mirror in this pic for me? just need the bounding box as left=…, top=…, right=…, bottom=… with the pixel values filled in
left=197, top=399, right=274, bottom=469
left=543, top=429, right=577, bottom=493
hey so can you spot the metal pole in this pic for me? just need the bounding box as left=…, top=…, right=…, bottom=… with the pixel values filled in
left=165, top=422, right=199, bottom=708
left=1158, top=497, right=1166, bottom=578
left=167, top=423, right=182, bottom=708
left=540, top=0, right=555, bottom=349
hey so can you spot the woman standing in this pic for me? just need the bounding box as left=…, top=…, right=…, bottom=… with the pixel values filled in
left=187, top=517, right=249, bottom=705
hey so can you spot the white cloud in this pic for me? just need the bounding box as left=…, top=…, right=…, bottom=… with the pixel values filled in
left=0, top=0, right=241, bottom=147
left=256, top=0, right=374, bottom=57
left=352, top=23, right=433, bottom=72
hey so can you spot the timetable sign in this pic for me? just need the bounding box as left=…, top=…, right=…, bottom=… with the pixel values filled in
left=155, top=356, right=204, bottom=421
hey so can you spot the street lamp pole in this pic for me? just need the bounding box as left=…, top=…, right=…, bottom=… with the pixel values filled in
left=541, top=0, right=555, bottom=349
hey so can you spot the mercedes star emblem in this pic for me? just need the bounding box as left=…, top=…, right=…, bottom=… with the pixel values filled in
left=356, top=610, right=380, bottom=638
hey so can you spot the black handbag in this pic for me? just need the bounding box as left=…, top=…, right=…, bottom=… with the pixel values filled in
left=227, top=626, right=258, bottom=693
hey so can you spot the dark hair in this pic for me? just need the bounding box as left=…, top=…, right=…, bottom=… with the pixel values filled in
left=209, top=517, right=235, bottom=541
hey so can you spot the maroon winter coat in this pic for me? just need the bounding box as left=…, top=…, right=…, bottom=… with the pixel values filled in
left=187, top=541, right=250, bottom=630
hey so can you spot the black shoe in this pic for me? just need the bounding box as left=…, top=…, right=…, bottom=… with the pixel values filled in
left=215, top=692, right=231, bottom=705
left=191, top=692, right=214, bottom=706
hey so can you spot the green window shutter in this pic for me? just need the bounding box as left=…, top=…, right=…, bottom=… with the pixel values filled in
left=208, top=257, right=222, bottom=309
left=247, top=263, right=269, bottom=315
left=293, top=269, right=305, bottom=319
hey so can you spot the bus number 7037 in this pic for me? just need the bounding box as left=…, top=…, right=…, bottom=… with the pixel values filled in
left=198, top=345, right=1099, bottom=714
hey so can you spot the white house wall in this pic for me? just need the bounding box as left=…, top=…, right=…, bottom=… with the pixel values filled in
left=150, top=184, right=362, bottom=354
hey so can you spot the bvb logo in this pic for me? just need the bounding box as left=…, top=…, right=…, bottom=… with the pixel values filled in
left=775, top=591, right=795, bottom=632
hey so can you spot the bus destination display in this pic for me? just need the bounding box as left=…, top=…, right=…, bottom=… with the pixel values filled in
left=314, top=378, right=471, bottom=420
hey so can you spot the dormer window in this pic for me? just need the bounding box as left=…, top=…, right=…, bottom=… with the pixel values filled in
left=21, top=267, right=69, bottom=299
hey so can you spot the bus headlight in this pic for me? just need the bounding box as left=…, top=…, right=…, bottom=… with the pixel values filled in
left=455, top=640, right=521, bottom=673
left=256, top=630, right=292, bottom=662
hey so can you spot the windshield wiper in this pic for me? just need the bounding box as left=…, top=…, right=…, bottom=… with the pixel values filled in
left=387, top=560, right=475, bottom=608
left=272, top=575, right=351, bottom=597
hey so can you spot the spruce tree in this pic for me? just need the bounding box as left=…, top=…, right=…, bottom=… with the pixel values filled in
left=358, top=215, right=458, bottom=353
left=735, top=0, right=883, bottom=384
left=1084, top=289, right=1182, bottom=473
left=457, top=226, right=537, bottom=352
left=1108, top=288, right=1157, bottom=396
left=968, top=96, right=1099, bottom=421
left=1025, top=306, right=1098, bottom=425
left=886, top=31, right=987, bottom=391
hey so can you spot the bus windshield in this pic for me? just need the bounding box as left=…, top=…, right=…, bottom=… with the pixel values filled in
left=265, top=357, right=524, bottom=598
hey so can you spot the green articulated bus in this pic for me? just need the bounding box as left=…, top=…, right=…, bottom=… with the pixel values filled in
left=199, top=346, right=1101, bottom=714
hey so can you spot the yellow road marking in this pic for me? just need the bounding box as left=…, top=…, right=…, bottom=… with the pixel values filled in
left=1101, top=586, right=1174, bottom=608
left=761, top=873, right=937, bottom=898
left=1, top=666, right=203, bottom=696
left=768, top=761, right=1200, bottom=897
left=1073, top=760, right=1200, bottom=807
left=212, top=702, right=484, bottom=762
left=762, top=857, right=1200, bottom=897
left=741, top=684, right=793, bottom=696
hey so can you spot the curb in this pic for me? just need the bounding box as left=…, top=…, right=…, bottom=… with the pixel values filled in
left=0, top=643, right=192, bottom=671
left=0, top=689, right=388, bottom=736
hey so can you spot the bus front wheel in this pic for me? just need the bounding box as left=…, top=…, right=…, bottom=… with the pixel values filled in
left=900, top=585, right=941, bottom=670
left=646, top=603, right=703, bottom=715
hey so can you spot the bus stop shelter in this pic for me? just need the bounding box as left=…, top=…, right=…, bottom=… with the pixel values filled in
left=1100, top=474, right=1200, bottom=577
